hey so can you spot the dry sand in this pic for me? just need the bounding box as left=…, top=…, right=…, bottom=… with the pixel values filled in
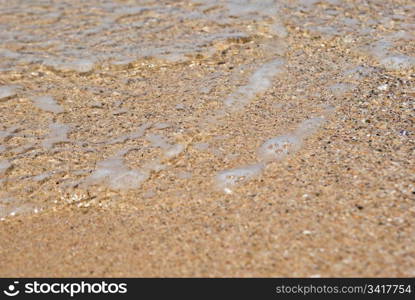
left=0, top=0, right=414, bottom=277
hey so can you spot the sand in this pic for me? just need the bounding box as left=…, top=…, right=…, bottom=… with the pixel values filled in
left=0, top=0, right=414, bottom=277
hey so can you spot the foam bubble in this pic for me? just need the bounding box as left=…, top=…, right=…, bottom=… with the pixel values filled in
left=42, top=123, right=71, bottom=149
left=177, top=171, right=192, bottom=179
left=369, top=40, right=393, bottom=58
left=164, top=144, right=185, bottom=158
left=114, top=6, right=149, bottom=18
left=363, top=38, right=415, bottom=71
left=329, top=83, right=356, bottom=97
left=194, top=142, right=210, bottom=151
left=146, top=133, right=184, bottom=158
left=343, top=66, right=374, bottom=80
left=298, top=0, right=319, bottom=9
left=45, top=58, right=95, bottom=73
left=146, top=134, right=170, bottom=149
left=110, top=58, right=135, bottom=70
left=153, top=122, right=171, bottom=130
left=32, top=172, right=53, bottom=182
left=11, top=143, right=36, bottom=155
left=0, top=126, right=19, bottom=141
left=0, top=197, right=42, bottom=219
left=295, top=117, right=325, bottom=138
left=0, top=48, right=21, bottom=59
left=66, top=59, right=95, bottom=73
left=0, top=160, right=11, bottom=176
left=85, top=157, right=149, bottom=191
left=32, top=95, right=64, bottom=113
left=215, top=116, right=326, bottom=193
left=224, top=58, right=285, bottom=109
left=0, top=85, right=17, bottom=101
left=386, top=31, right=413, bottom=41
left=378, top=55, right=415, bottom=71
left=257, top=135, right=302, bottom=162
left=226, top=0, right=279, bottom=18
left=107, top=123, right=150, bottom=144
left=142, top=159, right=166, bottom=172
left=269, top=21, right=288, bottom=38
left=215, top=163, right=265, bottom=194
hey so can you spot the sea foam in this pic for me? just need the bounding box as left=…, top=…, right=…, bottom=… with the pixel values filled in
left=85, top=157, right=149, bottom=191
left=32, top=96, right=64, bottom=113
left=0, top=160, right=11, bottom=176
left=42, top=123, right=71, bottom=149
left=378, top=55, right=415, bottom=71
left=329, top=83, right=356, bottom=97
left=215, top=117, right=326, bottom=193
left=146, top=134, right=185, bottom=158
left=215, top=163, right=265, bottom=194
left=257, top=135, right=302, bottom=162
left=45, top=59, right=95, bottom=73
left=0, top=85, right=17, bottom=101
left=224, top=58, right=285, bottom=110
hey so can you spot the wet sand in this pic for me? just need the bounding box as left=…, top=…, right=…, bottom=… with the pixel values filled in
left=0, top=0, right=414, bottom=277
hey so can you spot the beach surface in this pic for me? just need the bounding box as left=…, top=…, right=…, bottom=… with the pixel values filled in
left=0, top=0, right=414, bottom=277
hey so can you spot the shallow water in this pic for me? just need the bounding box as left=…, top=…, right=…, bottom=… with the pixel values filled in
left=0, top=0, right=413, bottom=218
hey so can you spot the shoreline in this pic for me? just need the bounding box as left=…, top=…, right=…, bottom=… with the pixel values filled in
left=0, top=0, right=414, bottom=277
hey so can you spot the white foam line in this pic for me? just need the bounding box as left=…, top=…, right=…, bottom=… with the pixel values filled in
left=224, top=58, right=286, bottom=110
left=32, top=95, right=64, bottom=113
left=0, top=126, right=20, bottom=141
left=146, top=133, right=185, bottom=159
left=0, top=160, right=11, bottom=176
left=85, top=132, right=185, bottom=191
left=42, top=123, right=71, bottom=149
left=226, top=0, right=280, bottom=18
left=44, top=58, right=95, bottom=73
left=107, top=123, right=151, bottom=145
left=215, top=116, right=326, bottom=193
left=84, top=155, right=149, bottom=191
left=215, top=163, right=265, bottom=194
left=201, top=58, right=286, bottom=128
left=328, top=83, right=356, bottom=98
left=257, top=134, right=303, bottom=163
left=364, top=38, right=415, bottom=71
left=258, top=117, right=326, bottom=163
left=146, top=134, right=171, bottom=149
left=0, top=85, right=18, bottom=101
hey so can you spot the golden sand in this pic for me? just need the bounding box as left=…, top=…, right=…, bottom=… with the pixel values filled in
left=0, top=0, right=414, bottom=277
